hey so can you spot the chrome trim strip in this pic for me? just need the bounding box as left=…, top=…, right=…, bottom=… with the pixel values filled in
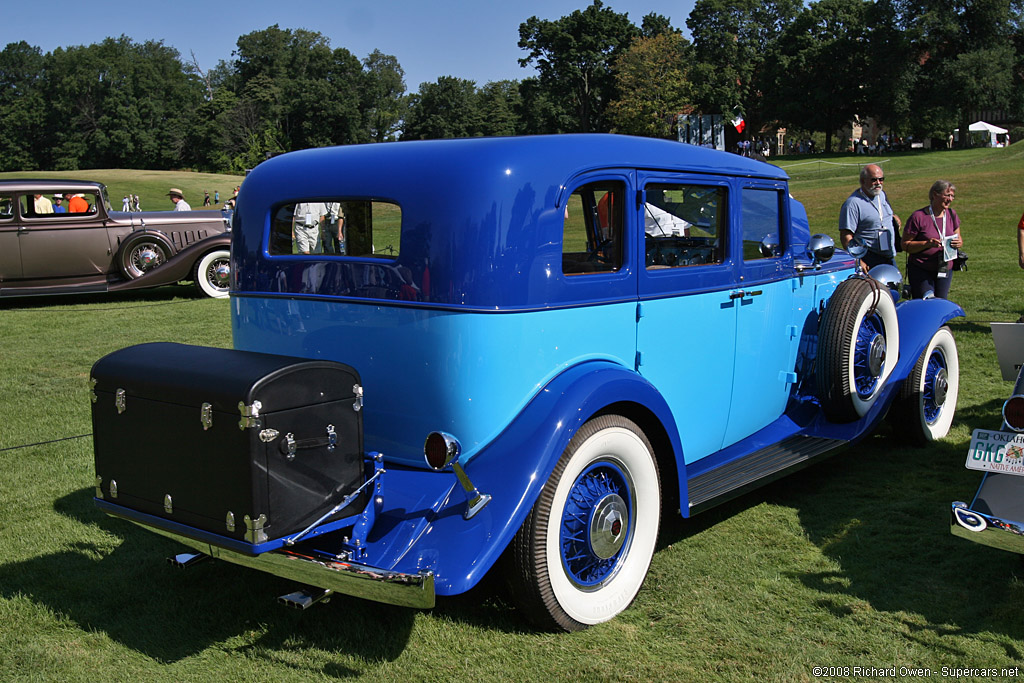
left=125, top=518, right=435, bottom=608
left=950, top=502, right=1024, bottom=554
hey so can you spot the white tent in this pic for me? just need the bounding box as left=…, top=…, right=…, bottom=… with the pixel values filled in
left=954, top=120, right=1011, bottom=147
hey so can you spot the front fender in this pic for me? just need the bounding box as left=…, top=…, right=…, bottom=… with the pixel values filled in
left=892, top=298, right=965, bottom=383
left=378, top=360, right=683, bottom=595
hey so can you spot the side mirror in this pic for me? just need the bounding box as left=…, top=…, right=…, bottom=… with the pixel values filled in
left=846, top=235, right=867, bottom=260
left=805, top=234, right=835, bottom=270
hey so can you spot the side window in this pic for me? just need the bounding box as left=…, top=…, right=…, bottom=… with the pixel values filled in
left=562, top=180, right=624, bottom=275
left=0, top=196, right=13, bottom=220
left=269, top=199, right=401, bottom=258
left=644, top=183, right=725, bottom=269
left=741, top=188, right=782, bottom=260
left=20, top=192, right=99, bottom=218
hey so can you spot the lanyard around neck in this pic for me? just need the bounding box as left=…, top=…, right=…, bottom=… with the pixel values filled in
left=928, top=206, right=948, bottom=236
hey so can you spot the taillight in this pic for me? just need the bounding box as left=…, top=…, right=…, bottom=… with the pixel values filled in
left=1003, top=396, right=1024, bottom=431
left=424, top=432, right=460, bottom=470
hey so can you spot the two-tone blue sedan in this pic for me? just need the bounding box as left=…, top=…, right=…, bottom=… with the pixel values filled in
left=90, top=135, right=963, bottom=631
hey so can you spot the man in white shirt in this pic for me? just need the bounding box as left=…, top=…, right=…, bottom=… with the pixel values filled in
left=293, top=202, right=328, bottom=254
left=644, top=203, right=692, bottom=237
left=167, top=188, right=191, bottom=211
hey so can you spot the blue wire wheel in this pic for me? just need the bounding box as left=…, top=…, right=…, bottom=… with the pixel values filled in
left=893, top=326, right=959, bottom=443
left=508, top=415, right=660, bottom=631
left=559, top=459, right=635, bottom=588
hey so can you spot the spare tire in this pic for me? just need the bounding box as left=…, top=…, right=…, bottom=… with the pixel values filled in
left=816, top=276, right=900, bottom=422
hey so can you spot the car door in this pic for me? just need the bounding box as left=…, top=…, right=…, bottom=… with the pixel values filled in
left=0, top=194, right=20, bottom=280
left=721, top=182, right=799, bottom=446
left=17, top=191, right=111, bottom=279
left=635, top=172, right=739, bottom=464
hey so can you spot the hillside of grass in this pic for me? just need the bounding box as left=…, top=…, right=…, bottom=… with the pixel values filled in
left=0, top=169, right=242, bottom=212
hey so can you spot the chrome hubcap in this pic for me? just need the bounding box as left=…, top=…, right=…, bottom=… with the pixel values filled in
left=933, top=368, right=948, bottom=407
left=589, top=493, right=628, bottom=560
left=209, top=261, right=230, bottom=288
left=868, top=334, right=886, bottom=377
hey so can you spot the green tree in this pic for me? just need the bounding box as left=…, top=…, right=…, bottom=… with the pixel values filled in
left=902, top=0, right=1023, bottom=145
left=607, top=32, right=693, bottom=138
left=362, top=50, right=407, bottom=143
left=402, top=76, right=482, bottom=140
left=476, top=80, right=522, bottom=136
left=230, top=26, right=366, bottom=154
left=686, top=0, right=801, bottom=131
left=0, top=42, right=47, bottom=171
left=764, top=0, right=871, bottom=152
left=515, top=77, right=573, bottom=134
left=859, top=0, right=919, bottom=136
left=43, top=36, right=202, bottom=170
left=184, top=86, right=239, bottom=172
left=518, top=0, right=640, bottom=132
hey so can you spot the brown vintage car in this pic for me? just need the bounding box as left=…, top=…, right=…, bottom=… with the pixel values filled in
left=0, top=180, right=232, bottom=298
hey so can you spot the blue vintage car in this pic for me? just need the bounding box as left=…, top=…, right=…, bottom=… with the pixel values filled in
left=91, top=135, right=963, bottom=631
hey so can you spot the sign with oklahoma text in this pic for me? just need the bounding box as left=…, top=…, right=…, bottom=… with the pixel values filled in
left=966, top=428, right=1024, bottom=476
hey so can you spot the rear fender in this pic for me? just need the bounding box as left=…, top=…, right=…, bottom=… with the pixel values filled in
left=383, top=360, right=684, bottom=595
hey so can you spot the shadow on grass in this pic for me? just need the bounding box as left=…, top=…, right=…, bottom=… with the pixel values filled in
left=0, top=284, right=208, bottom=311
left=774, top=429, right=1024, bottom=647
left=0, top=487, right=416, bottom=671
left=655, top=413, right=1024, bottom=648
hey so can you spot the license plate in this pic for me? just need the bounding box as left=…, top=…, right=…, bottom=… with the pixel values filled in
left=966, top=428, right=1024, bottom=476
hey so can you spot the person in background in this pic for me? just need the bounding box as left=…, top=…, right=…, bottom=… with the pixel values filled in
left=33, top=193, right=53, bottom=214
left=292, top=201, right=326, bottom=254
left=1016, top=210, right=1024, bottom=269
left=52, top=195, right=66, bottom=213
left=321, top=202, right=345, bottom=254
left=901, top=180, right=962, bottom=299
left=203, top=190, right=211, bottom=206
left=214, top=189, right=220, bottom=204
left=838, top=164, right=902, bottom=271
left=167, top=188, right=191, bottom=211
left=122, top=195, right=130, bottom=211
left=65, top=193, right=88, bottom=213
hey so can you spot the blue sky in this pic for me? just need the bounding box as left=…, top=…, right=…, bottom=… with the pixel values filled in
left=4, top=0, right=697, bottom=91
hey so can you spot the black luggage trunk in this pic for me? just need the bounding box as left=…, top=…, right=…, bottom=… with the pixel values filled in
left=91, top=342, right=365, bottom=547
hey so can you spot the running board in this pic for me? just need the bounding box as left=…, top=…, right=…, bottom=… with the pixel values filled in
left=688, top=435, right=847, bottom=515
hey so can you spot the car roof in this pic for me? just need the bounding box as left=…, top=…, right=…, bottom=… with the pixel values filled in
left=234, top=134, right=791, bottom=309
left=251, top=134, right=787, bottom=192
left=0, top=179, right=106, bottom=193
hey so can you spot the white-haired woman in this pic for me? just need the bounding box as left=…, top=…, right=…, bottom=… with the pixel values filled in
left=901, top=180, right=962, bottom=299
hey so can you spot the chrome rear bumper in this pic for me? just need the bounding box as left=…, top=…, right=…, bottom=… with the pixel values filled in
left=130, top=518, right=435, bottom=608
left=950, top=502, right=1024, bottom=555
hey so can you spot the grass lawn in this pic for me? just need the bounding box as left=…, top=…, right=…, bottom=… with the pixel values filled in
left=1, top=144, right=1023, bottom=681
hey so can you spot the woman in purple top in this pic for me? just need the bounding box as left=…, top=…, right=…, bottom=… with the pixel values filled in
left=901, top=180, right=962, bottom=299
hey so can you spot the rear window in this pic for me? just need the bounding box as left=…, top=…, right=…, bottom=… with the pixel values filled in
left=269, top=199, right=401, bottom=258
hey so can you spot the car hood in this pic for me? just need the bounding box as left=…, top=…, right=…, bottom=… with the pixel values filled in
left=109, top=210, right=229, bottom=228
